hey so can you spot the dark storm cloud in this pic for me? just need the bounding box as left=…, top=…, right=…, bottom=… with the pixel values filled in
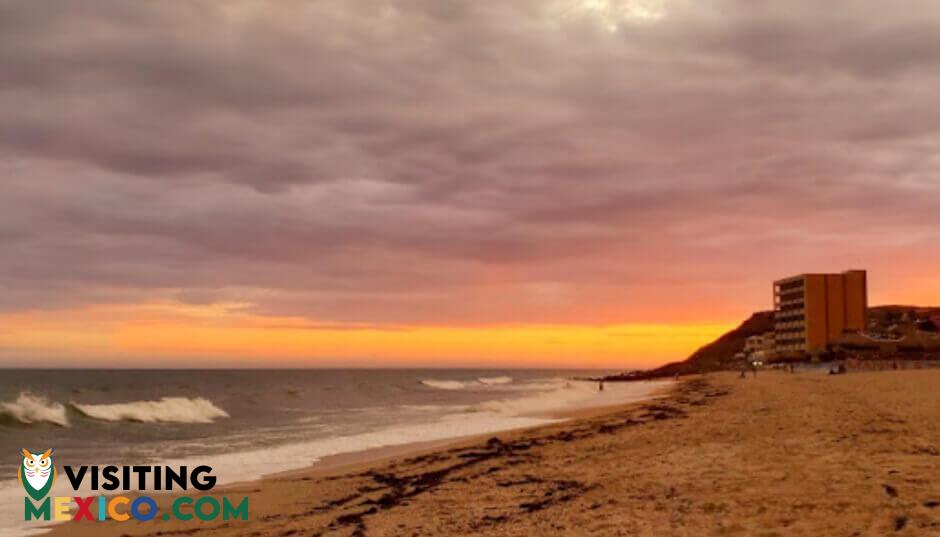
left=1, top=0, right=939, bottom=324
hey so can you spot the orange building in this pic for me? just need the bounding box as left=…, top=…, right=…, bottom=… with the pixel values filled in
left=774, top=270, right=868, bottom=356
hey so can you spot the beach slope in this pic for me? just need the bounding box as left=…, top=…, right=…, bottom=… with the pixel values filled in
left=47, top=370, right=940, bottom=536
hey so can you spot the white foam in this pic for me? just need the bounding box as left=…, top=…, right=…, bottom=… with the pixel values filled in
left=70, top=397, right=229, bottom=424
left=420, top=379, right=469, bottom=390
left=196, top=380, right=669, bottom=485
left=477, top=376, right=513, bottom=385
left=0, top=413, right=569, bottom=537
left=0, top=476, right=74, bottom=536
left=0, top=379, right=668, bottom=537
left=175, top=412, right=556, bottom=487
left=478, top=379, right=667, bottom=416
left=0, top=392, right=69, bottom=427
left=422, top=376, right=514, bottom=389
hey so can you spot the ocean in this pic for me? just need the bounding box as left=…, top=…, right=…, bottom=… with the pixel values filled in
left=0, top=369, right=666, bottom=535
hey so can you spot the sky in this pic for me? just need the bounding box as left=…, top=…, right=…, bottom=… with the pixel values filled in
left=2, top=0, right=939, bottom=368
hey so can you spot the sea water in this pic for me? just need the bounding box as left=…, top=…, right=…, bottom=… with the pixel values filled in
left=0, top=369, right=667, bottom=535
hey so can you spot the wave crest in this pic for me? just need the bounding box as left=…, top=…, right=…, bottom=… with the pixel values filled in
left=477, top=376, right=513, bottom=385
left=0, top=392, right=70, bottom=427
left=475, top=379, right=593, bottom=415
left=420, top=379, right=467, bottom=390
left=70, top=397, right=229, bottom=424
left=422, top=377, right=515, bottom=390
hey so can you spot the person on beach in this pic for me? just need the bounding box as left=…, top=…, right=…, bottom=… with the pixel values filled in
left=598, top=380, right=604, bottom=392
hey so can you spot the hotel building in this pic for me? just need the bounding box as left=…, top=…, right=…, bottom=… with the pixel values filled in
left=774, top=270, right=868, bottom=356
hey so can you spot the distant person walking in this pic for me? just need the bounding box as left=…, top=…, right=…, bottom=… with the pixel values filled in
left=598, top=380, right=604, bottom=392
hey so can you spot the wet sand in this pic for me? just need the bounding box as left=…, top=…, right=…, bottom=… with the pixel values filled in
left=46, top=370, right=940, bottom=536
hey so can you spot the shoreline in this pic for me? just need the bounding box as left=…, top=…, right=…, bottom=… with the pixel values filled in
left=207, top=379, right=672, bottom=487
left=261, top=379, right=674, bottom=484
left=41, top=376, right=700, bottom=537
left=33, top=380, right=673, bottom=536
left=44, top=370, right=940, bottom=536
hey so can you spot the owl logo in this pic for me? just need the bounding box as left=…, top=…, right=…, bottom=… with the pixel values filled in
left=18, top=448, right=55, bottom=501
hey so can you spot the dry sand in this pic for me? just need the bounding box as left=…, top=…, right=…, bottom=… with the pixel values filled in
left=46, top=370, right=940, bottom=536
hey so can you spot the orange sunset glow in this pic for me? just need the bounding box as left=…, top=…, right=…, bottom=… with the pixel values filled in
left=7, top=5, right=940, bottom=537
left=2, top=1, right=940, bottom=369
left=0, top=303, right=733, bottom=368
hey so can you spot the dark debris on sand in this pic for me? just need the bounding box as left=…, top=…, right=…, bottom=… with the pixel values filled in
left=262, top=377, right=727, bottom=536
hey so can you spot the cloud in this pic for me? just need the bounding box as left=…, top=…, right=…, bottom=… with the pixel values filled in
left=1, top=0, right=939, bottom=327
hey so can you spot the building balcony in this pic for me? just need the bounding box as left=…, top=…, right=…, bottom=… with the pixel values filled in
left=775, top=279, right=805, bottom=293
left=777, top=303, right=806, bottom=313
left=776, top=290, right=805, bottom=302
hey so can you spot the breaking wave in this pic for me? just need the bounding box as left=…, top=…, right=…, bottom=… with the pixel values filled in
left=420, top=379, right=468, bottom=390
left=477, top=376, right=513, bottom=385
left=476, top=380, right=592, bottom=415
left=0, top=392, right=70, bottom=427
left=421, top=376, right=515, bottom=390
left=70, top=397, right=229, bottom=424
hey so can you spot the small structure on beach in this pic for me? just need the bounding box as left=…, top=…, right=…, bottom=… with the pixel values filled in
left=743, top=332, right=776, bottom=362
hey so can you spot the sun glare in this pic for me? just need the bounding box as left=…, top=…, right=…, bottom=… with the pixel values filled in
left=555, top=0, right=666, bottom=31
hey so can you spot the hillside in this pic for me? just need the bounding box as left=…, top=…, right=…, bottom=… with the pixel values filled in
left=647, top=311, right=775, bottom=377
left=603, top=311, right=774, bottom=380
left=605, top=305, right=940, bottom=381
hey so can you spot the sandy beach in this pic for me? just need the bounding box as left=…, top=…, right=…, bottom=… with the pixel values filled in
left=46, top=369, right=940, bottom=536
